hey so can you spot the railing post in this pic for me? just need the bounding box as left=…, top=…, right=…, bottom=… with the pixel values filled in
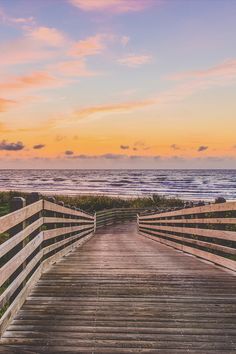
left=65, top=205, right=72, bottom=244
left=94, top=213, right=96, bottom=233
left=26, top=192, right=42, bottom=205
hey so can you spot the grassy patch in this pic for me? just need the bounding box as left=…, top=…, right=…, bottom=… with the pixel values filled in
left=0, top=191, right=184, bottom=215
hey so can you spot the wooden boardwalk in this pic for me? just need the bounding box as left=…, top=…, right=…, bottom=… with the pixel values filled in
left=1, top=222, right=236, bottom=353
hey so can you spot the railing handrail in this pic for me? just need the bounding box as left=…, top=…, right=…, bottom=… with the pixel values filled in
left=0, top=197, right=96, bottom=336
left=138, top=201, right=236, bottom=273
left=140, top=201, right=236, bottom=220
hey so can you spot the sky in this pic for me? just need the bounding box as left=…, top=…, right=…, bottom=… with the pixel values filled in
left=0, top=0, right=236, bottom=169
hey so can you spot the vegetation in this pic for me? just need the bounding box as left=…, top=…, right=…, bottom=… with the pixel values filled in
left=0, top=191, right=184, bottom=215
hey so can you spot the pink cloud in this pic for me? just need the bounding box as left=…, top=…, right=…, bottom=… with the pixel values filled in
left=0, top=71, right=60, bottom=92
left=118, top=54, right=152, bottom=67
left=168, top=59, right=236, bottom=81
left=73, top=99, right=154, bottom=120
left=69, top=0, right=153, bottom=13
left=55, top=60, right=98, bottom=77
left=69, top=34, right=107, bottom=57
left=0, top=24, right=66, bottom=67
left=0, top=37, right=57, bottom=66
left=28, top=26, right=66, bottom=47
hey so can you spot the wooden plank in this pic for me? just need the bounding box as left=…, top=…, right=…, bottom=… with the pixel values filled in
left=0, top=266, right=42, bottom=337
left=140, top=201, right=236, bottom=220
left=138, top=223, right=236, bottom=242
left=1, top=222, right=235, bottom=352
left=0, top=233, right=43, bottom=287
left=43, top=229, right=93, bottom=255
left=0, top=200, right=43, bottom=234
left=44, top=201, right=94, bottom=220
left=0, top=251, right=43, bottom=308
left=43, top=225, right=93, bottom=241
left=139, top=231, right=184, bottom=251
left=139, top=227, right=236, bottom=255
left=0, top=229, right=95, bottom=337
left=44, top=217, right=93, bottom=224
left=0, top=218, right=44, bottom=258
left=139, top=230, right=236, bottom=271
left=139, top=217, right=236, bottom=225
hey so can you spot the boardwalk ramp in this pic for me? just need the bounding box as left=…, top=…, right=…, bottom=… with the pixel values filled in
left=1, top=221, right=236, bottom=353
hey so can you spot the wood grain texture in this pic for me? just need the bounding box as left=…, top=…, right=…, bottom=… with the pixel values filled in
left=138, top=222, right=236, bottom=241
left=140, top=201, right=236, bottom=220
left=44, top=201, right=94, bottom=220
left=0, top=200, right=43, bottom=234
left=1, top=222, right=236, bottom=353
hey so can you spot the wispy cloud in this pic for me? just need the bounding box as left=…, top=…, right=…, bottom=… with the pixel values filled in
left=69, top=34, right=107, bottom=57
left=69, top=0, right=153, bottom=13
left=73, top=99, right=154, bottom=120
left=0, top=37, right=56, bottom=67
left=54, top=60, right=98, bottom=77
left=0, top=8, right=35, bottom=27
left=0, top=71, right=60, bottom=92
left=0, top=140, right=24, bottom=151
left=0, top=98, right=16, bottom=112
left=168, top=59, right=236, bottom=81
left=118, top=54, right=152, bottom=67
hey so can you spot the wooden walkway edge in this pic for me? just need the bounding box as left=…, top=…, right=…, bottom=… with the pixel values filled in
left=1, top=222, right=236, bottom=353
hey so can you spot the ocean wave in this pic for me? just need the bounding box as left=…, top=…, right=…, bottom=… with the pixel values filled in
left=0, top=169, right=236, bottom=200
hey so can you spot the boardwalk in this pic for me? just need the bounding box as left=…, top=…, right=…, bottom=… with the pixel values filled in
left=1, top=222, right=236, bottom=353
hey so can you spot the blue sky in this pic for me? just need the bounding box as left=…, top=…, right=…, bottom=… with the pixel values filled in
left=0, top=0, right=236, bottom=168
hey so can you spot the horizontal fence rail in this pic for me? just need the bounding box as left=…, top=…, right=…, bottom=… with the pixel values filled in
left=96, top=208, right=161, bottom=229
left=138, top=202, right=236, bottom=272
left=0, top=197, right=95, bottom=336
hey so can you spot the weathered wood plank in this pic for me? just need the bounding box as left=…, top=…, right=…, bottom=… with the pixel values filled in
left=44, top=201, right=94, bottom=219
left=140, top=201, right=236, bottom=219
left=0, top=233, right=43, bottom=287
left=139, top=222, right=236, bottom=241
left=139, top=217, right=236, bottom=225
left=1, top=222, right=235, bottom=353
left=43, top=225, right=93, bottom=240
left=0, top=218, right=44, bottom=258
left=0, top=200, right=43, bottom=234
left=44, top=217, right=93, bottom=224
left=139, top=226, right=236, bottom=255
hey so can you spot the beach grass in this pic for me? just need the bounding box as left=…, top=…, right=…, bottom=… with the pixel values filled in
left=0, top=191, right=184, bottom=215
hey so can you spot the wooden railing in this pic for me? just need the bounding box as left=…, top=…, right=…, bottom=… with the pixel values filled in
left=138, top=202, right=236, bottom=272
left=96, top=208, right=160, bottom=229
left=0, top=197, right=95, bottom=335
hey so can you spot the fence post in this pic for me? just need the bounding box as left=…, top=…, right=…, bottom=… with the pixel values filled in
left=26, top=192, right=42, bottom=205
left=94, top=213, right=96, bottom=233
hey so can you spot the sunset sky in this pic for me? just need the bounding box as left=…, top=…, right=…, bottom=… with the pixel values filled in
left=0, top=0, right=236, bottom=169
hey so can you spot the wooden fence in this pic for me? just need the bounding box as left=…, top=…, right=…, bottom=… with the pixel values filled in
left=96, top=208, right=160, bottom=229
left=0, top=198, right=95, bottom=335
left=138, top=201, right=236, bottom=272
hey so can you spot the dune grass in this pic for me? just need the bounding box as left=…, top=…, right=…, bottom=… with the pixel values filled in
left=0, top=191, right=184, bottom=215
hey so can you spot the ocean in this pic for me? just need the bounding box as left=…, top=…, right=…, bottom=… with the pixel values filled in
left=0, top=169, right=236, bottom=201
